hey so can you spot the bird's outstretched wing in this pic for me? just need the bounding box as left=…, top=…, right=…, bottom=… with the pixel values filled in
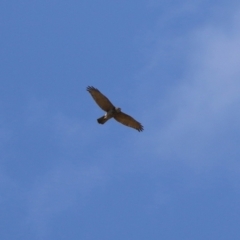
left=114, top=112, right=144, bottom=132
left=87, top=86, right=114, bottom=111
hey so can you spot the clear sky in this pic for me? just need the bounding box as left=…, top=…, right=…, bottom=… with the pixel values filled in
left=1, top=1, right=240, bottom=239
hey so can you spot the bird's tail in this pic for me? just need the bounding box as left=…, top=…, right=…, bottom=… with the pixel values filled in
left=97, top=116, right=108, bottom=124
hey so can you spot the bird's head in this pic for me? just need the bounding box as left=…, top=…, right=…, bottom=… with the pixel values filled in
left=115, top=107, right=121, bottom=112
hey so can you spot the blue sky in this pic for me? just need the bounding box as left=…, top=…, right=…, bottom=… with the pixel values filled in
left=1, top=1, right=240, bottom=239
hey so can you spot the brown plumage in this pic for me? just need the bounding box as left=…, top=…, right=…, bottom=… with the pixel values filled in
left=87, top=86, right=144, bottom=132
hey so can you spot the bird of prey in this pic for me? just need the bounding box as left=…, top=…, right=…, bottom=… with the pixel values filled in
left=87, top=86, right=144, bottom=132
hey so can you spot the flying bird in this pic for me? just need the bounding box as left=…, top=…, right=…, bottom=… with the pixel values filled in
left=87, top=86, right=144, bottom=132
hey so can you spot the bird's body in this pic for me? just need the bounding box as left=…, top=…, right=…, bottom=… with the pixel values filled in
left=97, top=107, right=121, bottom=124
left=87, top=86, right=143, bottom=132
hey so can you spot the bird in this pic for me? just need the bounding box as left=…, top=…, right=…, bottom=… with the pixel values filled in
left=87, top=86, right=144, bottom=132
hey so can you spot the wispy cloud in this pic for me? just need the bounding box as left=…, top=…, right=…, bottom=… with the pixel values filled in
left=25, top=163, right=106, bottom=238
left=137, top=8, right=240, bottom=171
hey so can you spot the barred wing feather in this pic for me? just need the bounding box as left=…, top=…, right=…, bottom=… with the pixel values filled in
left=87, top=86, right=114, bottom=111
left=114, top=112, right=143, bottom=132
